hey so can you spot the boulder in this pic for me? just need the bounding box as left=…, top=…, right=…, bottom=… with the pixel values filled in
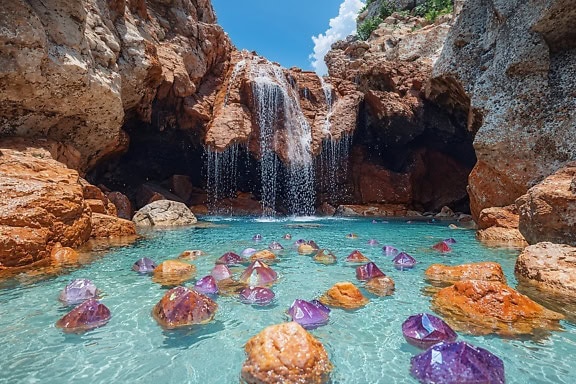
left=432, top=280, right=564, bottom=336
left=515, top=242, right=576, bottom=298
left=425, top=262, right=506, bottom=285
left=0, top=140, right=91, bottom=270
left=250, top=250, right=277, bottom=262
left=476, top=205, right=528, bottom=247
left=90, top=213, right=137, bottom=238
left=319, top=282, right=369, bottom=309
left=107, top=191, right=133, bottom=220
left=50, top=243, right=80, bottom=266
left=241, top=322, right=333, bottom=384
left=152, top=286, right=217, bottom=328
left=335, top=204, right=408, bottom=217
left=132, top=200, right=197, bottom=227
left=365, top=276, right=395, bottom=296
left=313, top=249, right=337, bottom=265
left=152, top=260, right=196, bottom=286
left=516, top=163, right=576, bottom=246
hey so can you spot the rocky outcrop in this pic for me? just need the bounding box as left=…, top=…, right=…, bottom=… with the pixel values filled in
left=430, top=0, right=576, bottom=219
left=516, top=162, right=576, bottom=245
left=90, top=213, right=137, bottom=238
left=132, top=200, right=198, bottom=226
left=432, top=280, right=564, bottom=336
left=475, top=205, right=527, bottom=247
left=241, top=322, right=333, bottom=384
left=425, top=262, right=506, bottom=285
left=515, top=242, right=576, bottom=298
left=0, top=0, right=232, bottom=172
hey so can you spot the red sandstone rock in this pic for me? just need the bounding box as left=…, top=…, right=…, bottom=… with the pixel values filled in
left=365, top=276, right=395, bottom=296
left=515, top=242, right=576, bottom=298
left=516, top=162, right=576, bottom=246
left=107, top=191, right=133, bottom=220
left=319, top=282, right=369, bottom=309
left=425, top=262, right=506, bottom=285
left=0, top=140, right=91, bottom=270
left=432, top=280, right=564, bottom=336
left=152, top=260, right=197, bottom=286
left=478, top=205, right=520, bottom=230
left=249, top=250, right=276, bottom=262
left=50, top=243, right=79, bottom=266
left=90, top=213, right=137, bottom=239
left=241, top=322, right=333, bottom=384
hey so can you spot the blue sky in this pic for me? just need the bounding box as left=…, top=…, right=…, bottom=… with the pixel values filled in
left=211, top=0, right=364, bottom=74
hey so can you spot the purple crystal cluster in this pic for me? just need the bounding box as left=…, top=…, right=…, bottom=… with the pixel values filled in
left=56, top=299, right=111, bottom=333
left=410, top=341, right=505, bottom=384
left=268, top=241, right=284, bottom=250
left=216, top=252, right=245, bottom=265
left=194, top=275, right=218, bottom=295
left=382, top=245, right=399, bottom=257
left=132, top=257, right=157, bottom=273
left=59, top=279, right=98, bottom=305
left=356, top=262, right=385, bottom=281
left=402, top=313, right=457, bottom=349
left=287, top=299, right=330, bottom=329
left=393, top=252, right=417, bottom=269
left=239, top=286, right=275, bottom=305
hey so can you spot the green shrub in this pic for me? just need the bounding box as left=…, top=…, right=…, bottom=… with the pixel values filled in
left=413, top=0, right=453, bottom=21
left=357, top=16, right=383, bottom=40
left=379, top=2, right=396, bottom=19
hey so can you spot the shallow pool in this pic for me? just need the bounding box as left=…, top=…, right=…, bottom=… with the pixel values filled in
left=0, top=217, right=574, bottom=383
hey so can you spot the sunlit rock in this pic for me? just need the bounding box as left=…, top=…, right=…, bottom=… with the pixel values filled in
left=56, top=299, right=111, bottom=333
left=345, top=250, right=370, bottom=263
left=307, top=240, right=320, bottom=250
left=211, top=264, right=232, bottom=281
left=313, top=249, right=337, bottom=264
left=194, top=275, right=218, bottom=295
left=298, top=243, right=316, bottom=255
left=216, top=252, right=245, bottom=265
left=425, top=262, right=506, bottom=285
left=392, top=252, right=416, bottom=269
left=59, top=279, right=98, bottom=305
left=319, top=282, right=369, bottom=309
left=152, top=260, right=196, bottom=286
left=241, top=322, right=333, bottom=384
left=152, top=286, right=217, bottom=328
left=250, top=250, right=277, bottom=262
left=410, top=341, right=505, bottom=384
left=268, top=241, right=284, bottom=250
left=217, top=278, right=247, bottom=296
left=239, top=286, right=275, bottom=305
left=432, top=280, right=564, bottom=336
left=287, top=299, right=330, bottom=329
left=356, top=262, right=385, bottom=281
left=432, top=241, right=452, bottom=253
left=239, top=260, right=278, bottom=286
left=132, top=257, right=157, bottom=273
left=365, top=276, right=395, bottom=296
left=382, top=245, right=399, bottom=257
left=50, top=243, right=79, bottom=266
left=402, top=313, right=457, bottom=349
left=178, top=250, right=205, bottom=261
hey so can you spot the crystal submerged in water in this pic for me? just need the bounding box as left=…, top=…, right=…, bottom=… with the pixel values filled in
left=59, top=278, right=98, bottom=305
left=239, top=286, right=275, bottom=305
left=56, top=298, right=111, bottom=333
left=402, top=313, right=457, bottom=349
left=132, top=257, right=157, bottom=273
left=410, top=341, right=505, bottom=384
left=287, top=299, right=330, bottom=329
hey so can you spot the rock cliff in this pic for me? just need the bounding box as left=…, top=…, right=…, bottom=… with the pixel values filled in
left=429, top=0, right=576, bottom=219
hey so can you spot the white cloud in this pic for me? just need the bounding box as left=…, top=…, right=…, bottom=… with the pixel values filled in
left=310, top=0, right=365, bottom=76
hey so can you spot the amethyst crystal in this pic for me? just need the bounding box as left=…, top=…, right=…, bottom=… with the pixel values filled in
left=443, top=238, right=457, bottom=244
left=241, top=248, right=257, bottom=257
left=283, top=233, right=292, bottom=240
left=392, top=252, right=417, bottom=269
left=367, top=239, right=380, bottom=246
left=287, top=299, right=330, bottom=329
left=211, top=264, right=232, bottom=281
left=356, top=262, right=386, bottom=281
left=239, top=260, right=278, bottom=286
left=293, top=239, right=306, bottom=247
left=56, top=299, right=111, bottom=333
left=194, top=275, right=219, bottom=295
left=410, top=341, right=505, bottom=384
left=252, top=234, right=262, bottom=241
left=59, top=279, right=98, bottom=305
left=382, top=245, right=399, bottom=257
left=268, top=241, right=284, bottom=250
left=132, top=257, right=157, bottom=273
left=432, top=241, right=452, bottom=253
left=239, top=286, right=275, bottom=305
left=402, top=313, right=457, bottom=349
left=216, top=252, right=245, bottom=265
left=346, top=250, right=370, bottom=263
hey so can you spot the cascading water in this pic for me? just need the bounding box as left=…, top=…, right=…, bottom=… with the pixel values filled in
left=318, top=76, right=353, bottom=204
left=251, top=58, right=316, bottom=216
left=205, top=143, right=240, bottom=214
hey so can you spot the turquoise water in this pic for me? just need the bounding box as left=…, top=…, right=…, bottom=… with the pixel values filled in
left=1, top=217, right=574, bottom=383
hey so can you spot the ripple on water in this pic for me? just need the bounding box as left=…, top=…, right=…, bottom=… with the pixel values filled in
left=0, top=218, right=575, bottom=383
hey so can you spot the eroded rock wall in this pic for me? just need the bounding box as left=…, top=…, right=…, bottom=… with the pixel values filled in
left=430, top=0, right=576, bottom=219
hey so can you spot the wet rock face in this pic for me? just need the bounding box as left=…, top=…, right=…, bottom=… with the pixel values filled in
left=152, top=286, right=218, bottom=329
left=432, top=280, right=564, bottom=336
left=56, top=299, right=111, bottom=333
left=132, top=200, right=197, bottom=227
left=0, top=0, right=232, bottom=171
left=0, top=139, right=91, bottom=270
left=410, top=341, right=505, bottom=384
left=515, top=242, right=576, bottom=298
left=241, top=322, right=333, bottom=384
left=516, top=162, right=576, bottom=246
left=425, top=262, right=506, bottom=285
left=431, top=0, right=576, bottom=218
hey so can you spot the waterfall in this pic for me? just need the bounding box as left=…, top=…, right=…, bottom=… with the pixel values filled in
left=251, top=58, right=315, bottom=216
left=205, top=143, right=240, bottom=214
left=318, top=76, right=353, bottom=204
